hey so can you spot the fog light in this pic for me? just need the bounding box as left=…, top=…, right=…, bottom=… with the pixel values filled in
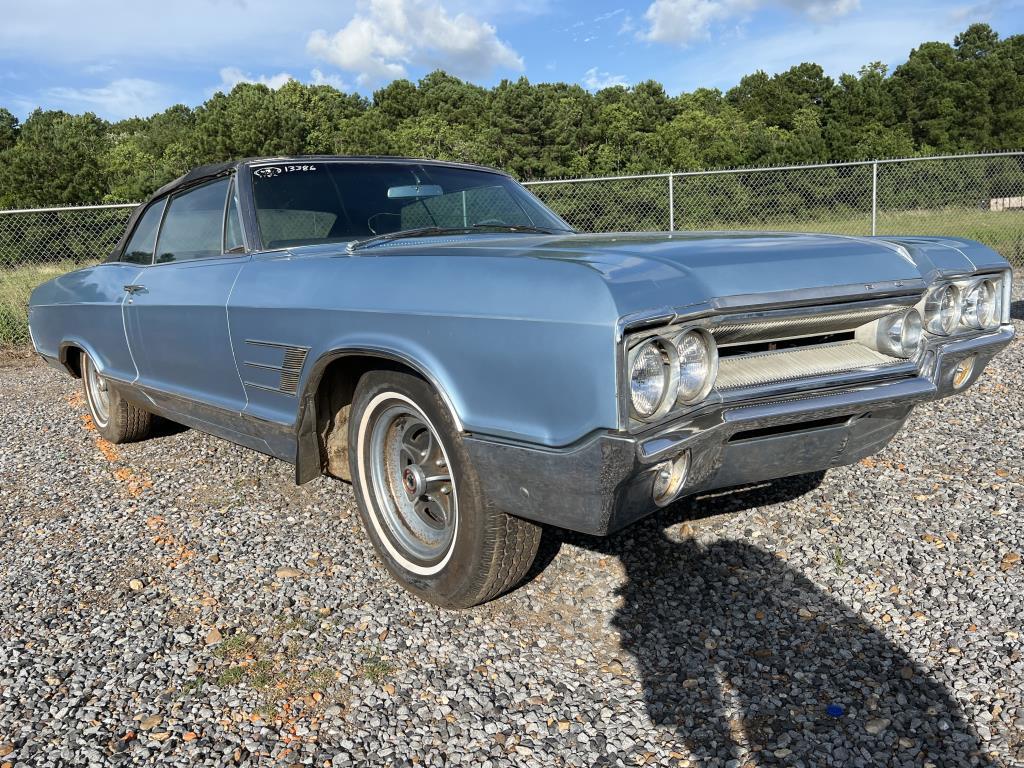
left=952, top=355, right=976, bottom=389
left=652, top=450, right=690, bottom=507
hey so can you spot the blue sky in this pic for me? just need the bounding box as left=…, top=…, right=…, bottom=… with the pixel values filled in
left=0, top=0, right=1021, bottom=121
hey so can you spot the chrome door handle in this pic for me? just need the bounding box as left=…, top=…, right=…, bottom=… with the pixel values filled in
left=123, top=284, right=146, bottom=294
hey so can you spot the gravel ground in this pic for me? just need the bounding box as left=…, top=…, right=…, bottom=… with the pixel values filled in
left=1, top=286, right=1022, bottom=768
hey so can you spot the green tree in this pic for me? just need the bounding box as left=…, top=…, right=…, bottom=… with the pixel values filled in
left=0, top=108, right=18, bottom=152
left=0, top=109, right=109, bottom=207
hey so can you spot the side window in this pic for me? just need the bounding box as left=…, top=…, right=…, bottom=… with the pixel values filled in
left=224, top=180, right=246, bottom=253
left=121, top=198, right=166, bottom=265
left=154, top=178, right=230, bottom=263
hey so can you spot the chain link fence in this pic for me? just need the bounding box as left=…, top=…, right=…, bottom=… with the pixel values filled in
left=2, top=152, right=1022, bottom=346
left=525, top=151, right=1024, bottom=260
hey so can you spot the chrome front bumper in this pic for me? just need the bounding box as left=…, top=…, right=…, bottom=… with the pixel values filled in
left=465, top=326, right=1015, bottom=536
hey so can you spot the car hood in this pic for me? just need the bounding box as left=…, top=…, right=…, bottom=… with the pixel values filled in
left=287, top=230, right=1005, bottom=320
left=510, top=231, right=926, bottom=314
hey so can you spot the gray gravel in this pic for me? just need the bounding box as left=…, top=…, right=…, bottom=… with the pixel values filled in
left=1, top=284, right=1022, bottom=768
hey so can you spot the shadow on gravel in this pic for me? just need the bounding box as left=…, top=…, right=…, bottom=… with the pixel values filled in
left=1010, top=298, right=1023, bottom=321
left=563, top=474, right=993, bottom=766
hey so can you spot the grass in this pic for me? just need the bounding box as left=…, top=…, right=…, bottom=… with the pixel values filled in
left=358, top=645, right=395, bottom=683
left=206, top=620, right=342, bottom=720
left=181, top=675, right=206, bottom=695
left=0, top=260, right=83, bottom=348
left=722, top=207, right=1024, bottom=264
left=216, top=666, right=246, bottom=687
left=2, top=206, right=1021, bottom=349
left=831, top=546, right=847, bottom=572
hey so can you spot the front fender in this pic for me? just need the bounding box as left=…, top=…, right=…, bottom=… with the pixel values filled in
left=231, top=251, right=622, bottom=448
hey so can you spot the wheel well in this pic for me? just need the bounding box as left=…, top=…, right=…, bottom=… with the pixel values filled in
left=61, top=345, right=84, bottom=378
left=312, top=355, right=423, bottom=482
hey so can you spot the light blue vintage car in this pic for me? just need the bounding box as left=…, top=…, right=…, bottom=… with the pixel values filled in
left=29, top=156, right=1015, bottom=606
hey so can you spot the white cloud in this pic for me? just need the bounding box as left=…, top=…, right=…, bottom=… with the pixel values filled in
left=43, top=78, right=166, bottom=119
left=214, top=67, right=353, bottom=94
left=307, top=0, right=523, bottom=87
left=582, top=67, right=628, bottom=90
left=311, top=68, right=352, bottom=90
left=216, top=66, right=296, bottom=92
left=594, top=8, right=625, bottom=22
left=641, top=0, right=860, bottom=45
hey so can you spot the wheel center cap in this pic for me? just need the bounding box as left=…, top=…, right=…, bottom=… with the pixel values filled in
left=402, top=465, right=426, bottom=498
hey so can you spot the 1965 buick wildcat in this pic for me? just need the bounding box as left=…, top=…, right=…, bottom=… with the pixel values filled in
left=29, top=156, right=1014, bottom=606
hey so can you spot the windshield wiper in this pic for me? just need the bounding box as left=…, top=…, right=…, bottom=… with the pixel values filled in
left=347, top=224, right=565, bottom=252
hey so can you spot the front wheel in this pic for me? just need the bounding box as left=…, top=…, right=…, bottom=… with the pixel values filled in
left=82, top=353, right=152, bottom=443
left=348, top=371, right=540, bottom=608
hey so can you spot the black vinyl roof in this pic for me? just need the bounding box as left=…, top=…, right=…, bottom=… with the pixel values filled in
left=153, top=155, right=508, bottom=200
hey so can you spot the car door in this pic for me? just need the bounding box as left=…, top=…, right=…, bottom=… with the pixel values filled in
left=123, top=176, right=249, bottom=417
left=48, top=199, right=167, bottom=384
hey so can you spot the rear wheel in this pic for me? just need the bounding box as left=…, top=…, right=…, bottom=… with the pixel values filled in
left=81, top=354, right=152, bottom=443
left=348, top=370, right=540, bottom=608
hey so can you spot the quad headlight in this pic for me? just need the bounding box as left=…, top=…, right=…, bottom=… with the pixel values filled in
left=628, top=337, right=677, bottom=419
left=628, top=328, right=718, bottom=420
left=876, top=308, right=923, bottom=359
left=961, top=278, right=999, bottom=330
left=920, top=273, right=1007, bottom=338
left=923, top=283, right=961, bottom=336
left=675, top=328, right=718, bottom=405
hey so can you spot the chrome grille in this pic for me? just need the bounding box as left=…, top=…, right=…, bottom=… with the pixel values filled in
left=717, top=341, right=902, bottom=390
left=713, top=306, right=901, bottom=345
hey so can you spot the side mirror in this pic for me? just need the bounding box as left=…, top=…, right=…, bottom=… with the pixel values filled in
left=387, top=184, right=443, bottom=199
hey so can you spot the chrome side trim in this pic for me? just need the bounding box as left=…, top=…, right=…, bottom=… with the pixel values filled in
left=244, top=338, right=312, bottom=351
left=242, top=380, right=286, bottom=393
left=243, top=360, right=288, bottom=371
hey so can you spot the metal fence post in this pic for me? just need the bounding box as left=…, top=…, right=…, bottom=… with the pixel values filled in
left=668, top=172, right=675, bottom=232
left=871, top=161, right=878, bottom=236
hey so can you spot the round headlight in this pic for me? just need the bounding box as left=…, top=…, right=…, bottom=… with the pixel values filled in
left=629, top=338, right=677, bottom=419
left=881, top=308, right=923, bottom=358
left=924, top=283, right=961, bottom=335
left=674, top=329, right=718, bottom=404
left=962, top=279, right=998, bottom=330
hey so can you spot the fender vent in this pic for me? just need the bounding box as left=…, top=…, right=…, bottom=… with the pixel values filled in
left=243, top=340, right=309, bottom=396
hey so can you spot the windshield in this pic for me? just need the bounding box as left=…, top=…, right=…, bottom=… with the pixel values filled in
left=250, top=161, right=572, bottom=249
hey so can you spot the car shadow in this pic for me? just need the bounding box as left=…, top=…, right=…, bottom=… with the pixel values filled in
left=149, top=415, right=190, bottom=439
left=1010, top=298, right=1023, bottom=321
left=540, top=474, right=993, bottom=766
